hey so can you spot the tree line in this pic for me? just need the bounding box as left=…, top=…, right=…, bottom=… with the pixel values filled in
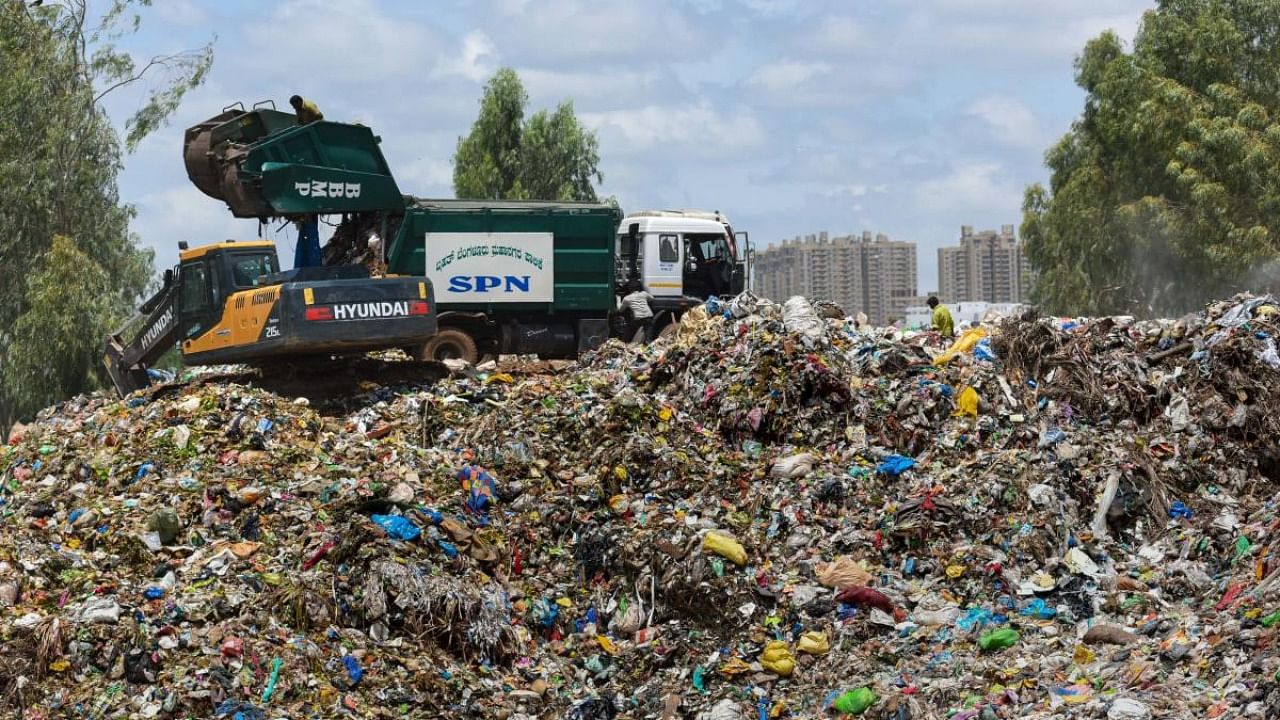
left=1023, top=0, right=1280, bottom=317
left=0, top=0, right=211, bottom=433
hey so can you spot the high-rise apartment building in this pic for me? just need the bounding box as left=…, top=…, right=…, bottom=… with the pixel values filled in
left=754, top=231, right=918, bottom=325
left=937, top=225, right=1034, bottom=303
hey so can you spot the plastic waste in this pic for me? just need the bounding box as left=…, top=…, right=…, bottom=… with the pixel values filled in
left=875, top=454, right=915, bottom=476
left=817, top=556, right=872, bottom=589
left=1107, top=698, right=1153, bottom=720
left=836, top=585, right=894, bottom=614
left=782, top=296, right=824, bottom=340
left=833, top=687, right=878, bottom=715
left=702, top=531, right=747, bottom=565
left=1020, top=598, right=1057, bottom=619
left=797, top=630, right=830, bottom=655
left=370, top=514, right=420, bottom=541
left=955, top=386, right=980, bottom=417
left=699, top=698, right=744, bottom=720
left=934, top=327, right=988, bottom=365
left=770, top=452, right=816, bottom=478
left=760, top=640, right=795, bottom=676
left=343, top=655, right=364, bottom=685
left=978, top=628, right=1020, bottom=651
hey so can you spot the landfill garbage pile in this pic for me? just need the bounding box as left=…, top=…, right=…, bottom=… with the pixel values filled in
left=1, top=293, right=1278, bottom=720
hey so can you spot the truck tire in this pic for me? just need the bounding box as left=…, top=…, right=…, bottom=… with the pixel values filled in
left=417, top=329, right=479, bottom=364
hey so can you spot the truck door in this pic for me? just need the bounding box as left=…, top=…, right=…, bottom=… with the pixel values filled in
left=643, top=232, right=683, bottom=297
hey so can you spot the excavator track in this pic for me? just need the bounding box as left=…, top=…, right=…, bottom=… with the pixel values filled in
left=146, top=355, right=451, bottom=410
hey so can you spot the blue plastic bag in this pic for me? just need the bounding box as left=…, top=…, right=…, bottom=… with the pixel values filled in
left=343, top=655, right=364, bottom=685
left=1169, top=501, right=1194, bottom=519
left=974, top=338, right=997, bottom=362
left=370, top=514, right=420, bottom=541
left=1020, top=598, right=1057, bottom=619
left=876, top=455, right=915, bottom=476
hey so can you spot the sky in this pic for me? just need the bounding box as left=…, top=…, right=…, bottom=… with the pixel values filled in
left=103, top=0, right=1155, bottom=291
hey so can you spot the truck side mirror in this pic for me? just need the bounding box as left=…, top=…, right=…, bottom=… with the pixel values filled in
left=628, top=223, right=639, bottom=242
left=163, top=269, right=174, bottom=287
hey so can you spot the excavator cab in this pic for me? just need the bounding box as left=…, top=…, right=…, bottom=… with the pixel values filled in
left=174, top=240, right=280, bottom=342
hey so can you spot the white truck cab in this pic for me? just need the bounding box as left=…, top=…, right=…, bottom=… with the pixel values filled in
left=616, top=210, right=747, bottom=300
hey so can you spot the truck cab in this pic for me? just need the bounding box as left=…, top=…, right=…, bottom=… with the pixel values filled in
left=616, top=210, right=748, bottom=301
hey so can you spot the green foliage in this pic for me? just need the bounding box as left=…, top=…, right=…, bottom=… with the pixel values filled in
left=5, top=236, right=114, bottom=407
left=453, top=68, right=603, bottom=202
left=1023, top=1, right=1280, bottom=316
left=0, top=1, right=213, bottom=429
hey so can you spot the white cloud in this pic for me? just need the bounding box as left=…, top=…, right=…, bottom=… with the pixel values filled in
left=520, top=69, right=663, bottom=108
left=153, top=0, right=209, bottom=27
left=435, top=31, right=499, bottom=83
left=806, top=16, right=871, bottom=54
left=240, top=0, right=441, bottom=85
left=915, top=163, right=1020, bottom=213
left=397, top=156, right=456, bottom=194
left=749, top=60, right=833, bottom=92
left=581, top=102, right=765, bottom=157
left=823, top=183, right=888, bottom=199
left=481, top=0, right=701, bottom=64
left=964, top=96, right=1040, bottom=147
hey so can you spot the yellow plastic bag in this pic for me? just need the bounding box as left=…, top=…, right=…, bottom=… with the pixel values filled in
left=760, top=640, right=796, bottom=676
left=933, top=327, right=988, bottom=366
left=797, top=631, right=830, bottom=655
left=954, top=386, right=980, bottom=417
left=703, top=531, right=747, bottom=565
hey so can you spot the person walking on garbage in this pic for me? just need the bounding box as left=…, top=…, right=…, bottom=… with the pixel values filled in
left=621, top=281, right=655, bottom=343
left=928, top=295, right=954, bottom=338
left=289, top=94, right=324, bottom=124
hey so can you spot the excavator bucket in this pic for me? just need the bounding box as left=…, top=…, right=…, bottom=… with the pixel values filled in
left=182, top=103, right=405, bottom=218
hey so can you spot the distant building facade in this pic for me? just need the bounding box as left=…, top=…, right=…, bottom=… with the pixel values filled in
left=754, top=231, right=918, bottom=325
left=936, top=225, right=1034, bottom=304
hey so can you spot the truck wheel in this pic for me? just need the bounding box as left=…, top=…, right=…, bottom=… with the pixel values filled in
left=418, top=329, right=479, bottom=364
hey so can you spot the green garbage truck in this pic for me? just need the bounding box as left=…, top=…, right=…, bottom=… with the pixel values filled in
left=184, top=101, right=749, bottom=362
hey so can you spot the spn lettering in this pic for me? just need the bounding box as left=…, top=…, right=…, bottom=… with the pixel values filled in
left=447, top=275, right=532, bottom=293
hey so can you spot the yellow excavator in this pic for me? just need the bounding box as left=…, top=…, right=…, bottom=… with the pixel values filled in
left=103, top=102, right=438, bottom=396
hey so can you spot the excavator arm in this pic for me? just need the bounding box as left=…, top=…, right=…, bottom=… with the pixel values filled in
left=103, top=269, right=182, bottom=397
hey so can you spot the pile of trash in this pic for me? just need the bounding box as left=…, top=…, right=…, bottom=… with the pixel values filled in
left=1, top=293, right=1278, bottom=719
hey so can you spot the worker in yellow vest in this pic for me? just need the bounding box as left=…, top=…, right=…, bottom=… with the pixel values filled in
left=928, top=296, right=954, bottom=338
left=289, top=95, right=324, bottom=124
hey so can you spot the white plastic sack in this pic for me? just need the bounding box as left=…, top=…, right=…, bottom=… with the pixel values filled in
left=728, top=291, right=760, bottom=319
left=1107, top=699, right=1152, bottom=720
left=782, top=296, right=824, bottom=340
left=1164, top=394, right=1191, bottom=432
left=698, top=699, right=744, bottom=720
left=770, top=452, right=816, bottom=479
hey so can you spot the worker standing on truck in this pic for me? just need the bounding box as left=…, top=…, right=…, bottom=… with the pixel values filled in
left=928, top=296, right=954, bottom=339
left=289, top=95, right=324, bottom=124
left=622, top=282, right=655, bottom=343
